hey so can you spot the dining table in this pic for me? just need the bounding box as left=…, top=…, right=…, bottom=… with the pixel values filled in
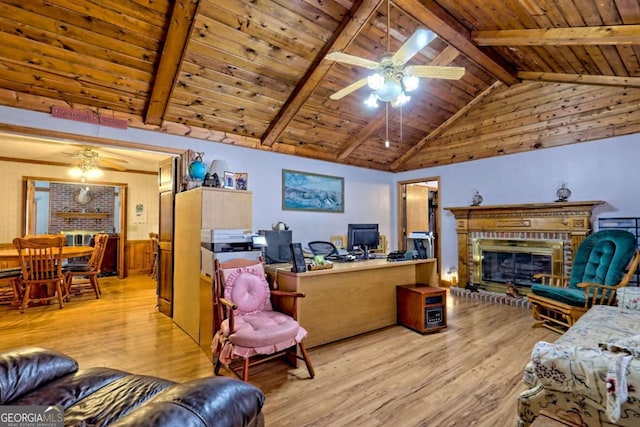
left=0, top=246, right=95, bottom=264
left=0, top=246, right=95, bottom=307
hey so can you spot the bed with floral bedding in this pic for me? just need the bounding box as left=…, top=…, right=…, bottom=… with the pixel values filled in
left=516, top=287, right=640, bottom=427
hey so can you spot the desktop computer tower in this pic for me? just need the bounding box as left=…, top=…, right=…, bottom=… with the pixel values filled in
left=259, top=230, right=293, bottom=264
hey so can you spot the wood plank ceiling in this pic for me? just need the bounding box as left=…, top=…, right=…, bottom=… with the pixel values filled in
left=0, top=0, right=639, bottom=172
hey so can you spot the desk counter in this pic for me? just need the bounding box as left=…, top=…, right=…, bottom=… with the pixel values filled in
left=265, top=258, right=438, bottom=348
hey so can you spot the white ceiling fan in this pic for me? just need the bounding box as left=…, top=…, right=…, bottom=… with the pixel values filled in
left=325, top=0, right=465, bottom=105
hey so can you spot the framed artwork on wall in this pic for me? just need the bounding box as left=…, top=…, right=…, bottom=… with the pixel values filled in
left=282, top=169, right=344, bottom=213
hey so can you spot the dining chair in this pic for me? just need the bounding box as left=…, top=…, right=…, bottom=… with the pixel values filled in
left=64, top=233, right=109, bottom=299
left=13, top=235, right=67, bottom=313
left=0, top=267, right=22, bottom=306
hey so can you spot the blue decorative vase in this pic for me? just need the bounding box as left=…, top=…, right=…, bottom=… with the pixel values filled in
left=188, top=154, right=207, bottom=181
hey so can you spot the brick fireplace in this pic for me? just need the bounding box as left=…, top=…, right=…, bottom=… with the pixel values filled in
left=445, top=201, right=604, bottom=294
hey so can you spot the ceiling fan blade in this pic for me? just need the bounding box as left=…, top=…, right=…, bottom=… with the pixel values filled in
left=406, top=65, right=465, bottom=80
left=329, top=78, right=369, bottom=100
left=392, top=29, right=436, bottom=66
left=325, top=52, right=379, bottom=70
left=98, top=158, right=128, bottom=171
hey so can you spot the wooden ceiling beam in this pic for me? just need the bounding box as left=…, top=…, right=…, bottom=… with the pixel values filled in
left=396, top=0, right=519, bottom=86
left=145, top=0, right=200, bottom=126
left=260, top=0, right=384, bottom=148
left=519, top=72, right=640, bottom=88
left=474, top=25, right=640, bottom=46
left=390, top=81, right=504, bottom=171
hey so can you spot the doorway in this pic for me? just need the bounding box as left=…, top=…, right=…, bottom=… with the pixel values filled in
left=397, top=177, right=441, bottom=279
left=23, top=176, right=127, bottom=279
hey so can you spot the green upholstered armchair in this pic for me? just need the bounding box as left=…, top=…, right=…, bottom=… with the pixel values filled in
left=528, top=229, right=640, bottom=333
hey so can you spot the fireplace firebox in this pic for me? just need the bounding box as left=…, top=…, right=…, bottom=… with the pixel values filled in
left=472, top=239, right=564, bottom=293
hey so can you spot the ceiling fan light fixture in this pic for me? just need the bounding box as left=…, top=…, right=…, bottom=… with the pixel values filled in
left=364, top=93, right=379, bottom=108
left=69, top=156, right=103, bottom=181
left=376, top=80, right=402, bottom=102
left=391, top=92, right=411, bottom=108
left=402, top=74, right=419, bottom=92
left=367, top=73, right=384, bottom=90
left=85, top=167, right=103, bottom=179
left=68, top=166, right=84, bottom=178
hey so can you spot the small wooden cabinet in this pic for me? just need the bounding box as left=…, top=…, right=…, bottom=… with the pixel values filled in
left=397, top=284, right=447, bottom=333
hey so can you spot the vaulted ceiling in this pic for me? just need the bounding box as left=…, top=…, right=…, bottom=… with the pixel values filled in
left=0, top=0, right=639, bottom=172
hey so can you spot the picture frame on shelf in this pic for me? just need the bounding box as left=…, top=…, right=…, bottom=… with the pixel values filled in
left=224, top=171, right=235, bottom=189
left=235, top=172, right=248, bottom=190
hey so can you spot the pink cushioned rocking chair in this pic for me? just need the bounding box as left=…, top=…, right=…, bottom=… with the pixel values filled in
left=211, top=257, right=315, bottom=382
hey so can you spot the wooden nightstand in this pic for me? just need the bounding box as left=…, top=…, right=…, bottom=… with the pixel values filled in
left=396, top=284, right=446, bottom=333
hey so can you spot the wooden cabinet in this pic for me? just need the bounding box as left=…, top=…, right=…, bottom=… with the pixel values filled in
left=100, top=233, right=119, bottom=276
left=397, top=284, right=447, bottom=333
left=173, top=187, right=252, bottom=344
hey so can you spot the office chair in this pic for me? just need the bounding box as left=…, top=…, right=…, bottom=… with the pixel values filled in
left=528, top=229, right=640, bottom=333
left=308, top=241, right=340, bottom=259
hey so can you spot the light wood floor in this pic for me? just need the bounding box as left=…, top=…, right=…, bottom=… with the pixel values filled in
left=0, top=274, right=557, bottom=426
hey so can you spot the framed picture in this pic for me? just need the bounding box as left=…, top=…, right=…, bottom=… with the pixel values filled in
left=223, top=171, right=235, bottom=189
left=234, top=172, right=248, bottom=190
left=282, top=169, right=344, bottom=213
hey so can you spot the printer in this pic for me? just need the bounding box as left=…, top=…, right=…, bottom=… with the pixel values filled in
left=200, top=229, right=264, bottom=277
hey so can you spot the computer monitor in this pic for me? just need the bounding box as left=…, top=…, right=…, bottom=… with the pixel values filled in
left=347, top=223, right=379, bottom=259
left=259, top=230, right=292, bottom=264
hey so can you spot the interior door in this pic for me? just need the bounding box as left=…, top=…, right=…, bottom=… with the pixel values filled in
left=398, top=178, right=441, bottom=281
left=406, top=185, right=429, bottom=234
left=157, top=157, right=177, bottom=317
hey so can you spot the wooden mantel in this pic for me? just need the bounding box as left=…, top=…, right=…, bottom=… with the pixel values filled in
left=445, top=201, right=605, bottom=288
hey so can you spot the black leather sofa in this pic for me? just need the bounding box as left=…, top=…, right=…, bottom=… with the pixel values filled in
left=0, top=347, right=265, bottom=426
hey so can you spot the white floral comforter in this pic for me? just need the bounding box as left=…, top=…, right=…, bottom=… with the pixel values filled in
left=517, top=304, right=640, bottom=427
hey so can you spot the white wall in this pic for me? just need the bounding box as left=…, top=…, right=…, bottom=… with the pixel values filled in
left=0, top=106, right=394, bottom=247
left=396, top=135, right=640, bottom=274
left=3, top=106, right=639, bottom=270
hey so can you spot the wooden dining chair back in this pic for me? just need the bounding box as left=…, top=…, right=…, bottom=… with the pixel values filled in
left=0, top=267, right=22, bottom=306
left=12, top=235, right=67, bottom=313
left=64, top=233, right=109, bottom=299
left=212, top=257, right=315, bottom=382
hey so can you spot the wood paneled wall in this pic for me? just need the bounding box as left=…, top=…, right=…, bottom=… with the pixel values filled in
left=125, top=239, right=154, bottom=275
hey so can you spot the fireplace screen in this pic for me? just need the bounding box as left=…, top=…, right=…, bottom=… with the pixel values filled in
left=473, top=239, right=564, bottom=288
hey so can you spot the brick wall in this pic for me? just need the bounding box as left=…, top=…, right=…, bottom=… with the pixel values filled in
left=49, top=183, right=115, bottom=233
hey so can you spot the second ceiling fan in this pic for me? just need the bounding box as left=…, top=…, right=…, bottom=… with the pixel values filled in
left=325, top=0, right=465, bottom=105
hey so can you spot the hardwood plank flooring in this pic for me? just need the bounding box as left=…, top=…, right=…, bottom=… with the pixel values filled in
left=0, top=275, right=557, bottom=426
